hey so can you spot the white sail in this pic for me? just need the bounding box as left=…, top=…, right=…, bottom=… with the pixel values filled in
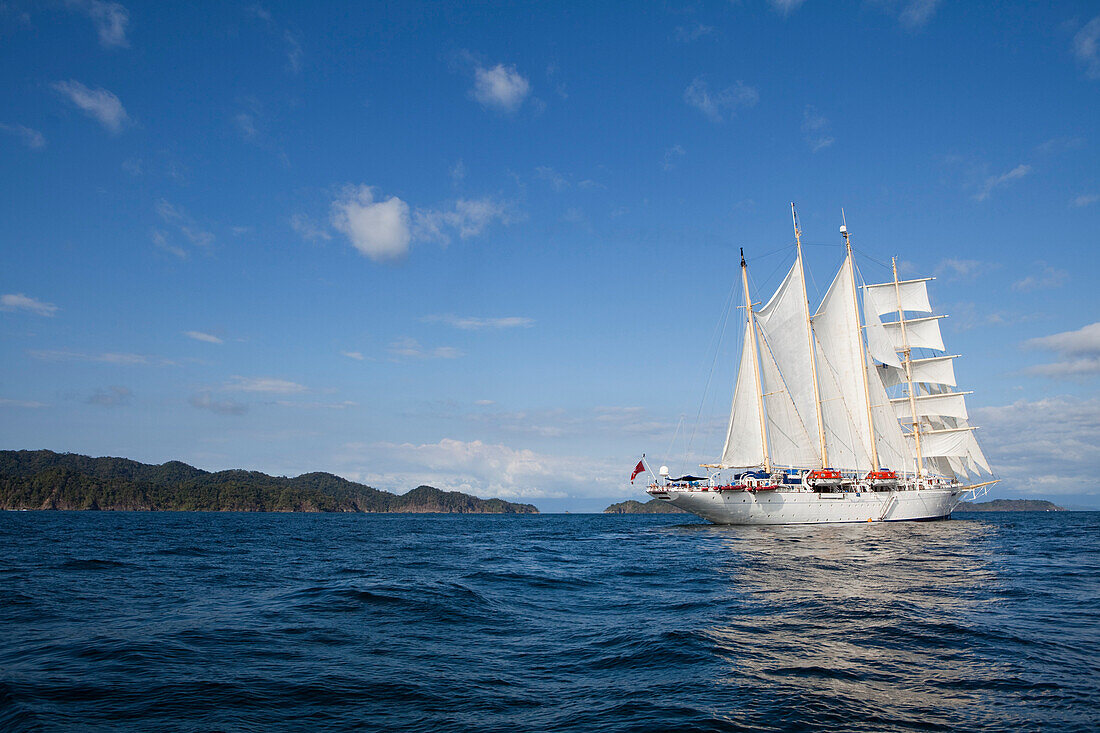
left=892, top=391, right=971, bottom=421
left=863, top=294, right=903, bottom=368
left=755, top=257, right=821, bottom=466
left=883, top=316, right=945, bottom=352
left=720, top=318, right=766, bottom=469
left=866, top=353, right=914, bottom=473
left=906, top=426, right=975, bottom=457
left=812, top=255, right=873, bottom=470
left=881, top=355, right=958, bottom=388
left=758, top=336, right=819, bottom=468
left=863, top=278, right=932, bottom=316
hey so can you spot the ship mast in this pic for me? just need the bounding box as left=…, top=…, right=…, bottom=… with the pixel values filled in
left=741, top=248, right=771, bottom=473
left=841, top=213, right=880, bottom=472
left=792, top=203, right=828, bottom=469
left=892, top=256, right=923, bottom=478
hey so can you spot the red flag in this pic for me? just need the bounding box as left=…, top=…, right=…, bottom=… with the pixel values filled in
left=630, top=460, right=645, bottom=484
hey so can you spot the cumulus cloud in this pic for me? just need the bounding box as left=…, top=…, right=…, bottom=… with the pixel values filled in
left=1073, top=16, right=1100, bottom=80
left=68, top=0, right=129, bottom=48
left=0, top=123, right=45, bottom=149
left=331, top=185, right=411, bottom=262
left=1072, top=193, right=1099, bottom=208
left=935, top=258, right=993, bottom=280
left=1, top=293, right=59, bottom=316
left=975, top=164, right=1030, bottom=201
left=1024, top=322, right=1100, bottom=377
left=87, top=385, right=131, bottom=407
left=224, top=376, right=308, bottom=393
left=52, top=80, right=129, bottom=133
left=684, top=77, right=758, bottom=122
left=472, top=63, right=531, bottom=112
left=421, top=314, right=534, bottom=330
left=184, top=330, right=223, bottom=344
left=801, top=105, right=834, bottom=152
left=190, top=390, right=247, bottom=416
left=974, top=397, right=1100, bottom=495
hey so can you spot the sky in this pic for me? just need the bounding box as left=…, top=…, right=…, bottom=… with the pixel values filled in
left=1, top=0, right=1099, bottom=511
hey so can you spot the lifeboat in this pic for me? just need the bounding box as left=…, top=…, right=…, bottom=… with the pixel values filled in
left=866, top=470, right=898, bottom=489
left=805, top=469, right=843, bottom=488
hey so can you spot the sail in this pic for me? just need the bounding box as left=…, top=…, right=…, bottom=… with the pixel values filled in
left=811, top=255, right=873, bottom=470
left=883, top=316, right=945, bottom=352
left=720, top=318, right=766, bottom=469
left=866, top=353, right=914, bottom=473
left=880, top=355, right=958, bottom=388
left=863, top=278, right=932, bottom=316
left=892, top=392, right=971, bottom=421
left=906, top=426, right=975, bottom=457
left=754, top=256, right=821, bottom=466
left=863, top=294, right=903, bottom=368
left=758, top=336, right=819, bottom=467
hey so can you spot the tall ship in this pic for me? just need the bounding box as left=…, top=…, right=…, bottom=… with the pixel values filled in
left=646, top=206, right=997, bottom=524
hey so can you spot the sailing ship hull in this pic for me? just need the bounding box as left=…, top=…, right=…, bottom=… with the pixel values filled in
left=648, top=487, right=966, bottom=525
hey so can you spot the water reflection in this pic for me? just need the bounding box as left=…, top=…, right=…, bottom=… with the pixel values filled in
left=666, top=520, right=1010, bottom=730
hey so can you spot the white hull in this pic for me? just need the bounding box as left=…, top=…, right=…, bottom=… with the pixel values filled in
left=647, top=486, right=966, bottom=525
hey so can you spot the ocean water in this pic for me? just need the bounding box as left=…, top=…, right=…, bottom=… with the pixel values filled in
left=1, top=512, right=1097, bottom=732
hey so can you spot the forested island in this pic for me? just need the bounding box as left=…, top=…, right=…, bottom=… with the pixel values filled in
left=955, top=499, right=1064, bottom=512
left=0, top=450, right=538, bottom=513
left=604, top=499, right=687, bottom=514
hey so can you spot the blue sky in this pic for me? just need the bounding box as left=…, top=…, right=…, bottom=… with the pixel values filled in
left=1, top=1, right=1098, bottom=511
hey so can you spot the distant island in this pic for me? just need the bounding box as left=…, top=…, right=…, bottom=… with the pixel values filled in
left=0, top=450, right=538, bottom=514
left=604, top=499, right=687, bottom=514
left=955, top=499, right=1064, bottom=512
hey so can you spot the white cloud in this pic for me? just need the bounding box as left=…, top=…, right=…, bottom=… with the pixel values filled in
left=225, top=376, right=308, bottom=393
left=684, top=77, right=758, bottom=122
left=190, top=390, right=247, bottom=416
left=472, top=63, right=531, bottom=112
left=184, top=330, right=223, bottom=344
left=421, top=314, right=534, bottom=330
left=674, top=23, right=715, bottom=42
left=234, top=112, right=258, bottom=140
left=1073, top=16, right=1100, bottom=80
left=535, top=166, right=568, bottom=191
left=1012, top=262, right=1068, bottom=292
left=1024, top=322, right=1100, bottom=377
left=87, top=385, right=131, bottom=407
left=0, top=123, right=45, bottom=149
left=290, top=213, right=331, bottom=242
left=474, top=399, right=495, bottom=406
left=974, top=398, right=1100, bottom=495
left=151, top=229, right=187, bottom=259
left=801, top=105, right=834, bottom=152
left=975, top=164, right=1030, bottom=201
left=331, top=185, right=411, bottom=262
left=28, top=349, right=166, bottom=365
left=341, top=350, right=365, bottom=360
left=935, top=258, right=991, bottom=280
left=0, top=397, right=48, bottom=409
left=52, top=80, right=128, bottom=133
left=413, top=197, right=513, bottom=244
left=1072, top=193, right=1099, bottom=208
left=388, top=337, right=463, bottom=360
left=155, top=199, right=214, bottom=248
left=450, top=159, right=466, bottom=185
left=768, top=0, right=806, bottom=16
left=275, top=399, right=356, bottom=409
left=68, top=0, right=129, bottom=48
left=1, top=293, right=59, bottom=316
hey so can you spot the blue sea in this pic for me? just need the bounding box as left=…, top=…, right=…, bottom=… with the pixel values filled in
left=1, top=512, right=1097, bottom=732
